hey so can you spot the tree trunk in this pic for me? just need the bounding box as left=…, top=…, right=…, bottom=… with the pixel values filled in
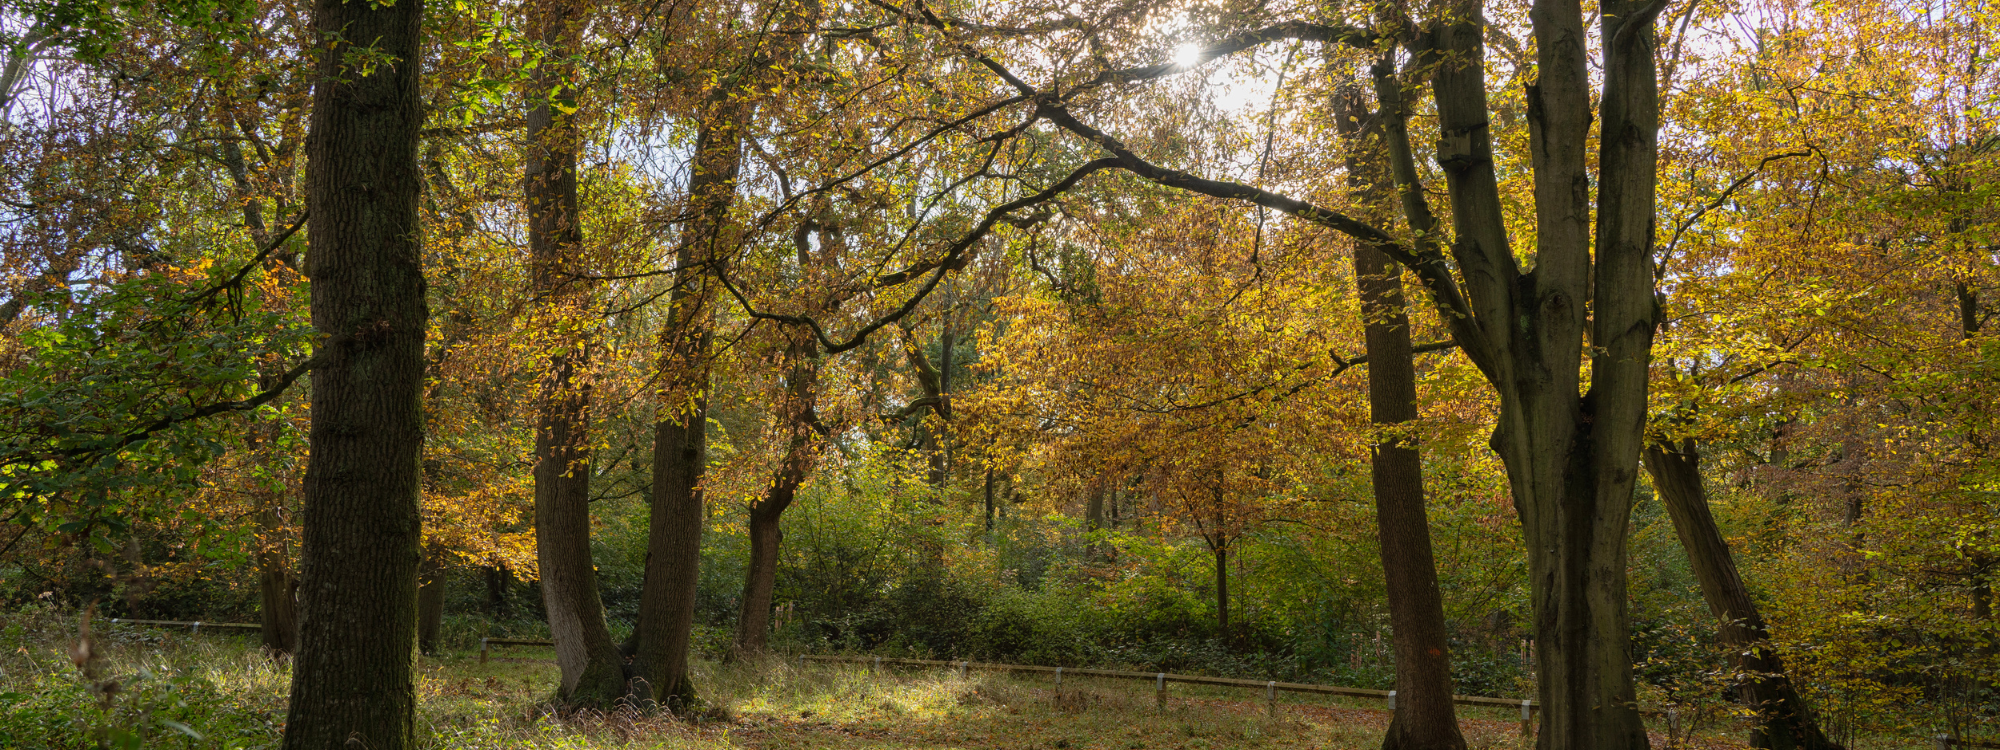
left=1214, top=536, right=1229, bottom=639
left=629, top=98, right=745, bottom=712
left=1644, top=441, right=1841, bottom=750
left=282, top=0, right=425, bottom=747
left=1334, top=60, right=1471, bottom=750
left=416, top=548, right=444, bottom=655
left=1085, top=488, right=1106, bottom=560
left=737, top=505, right=785, bottom=656
left=483, top=565, right=509, bottom=616
left=257, top=505, right=300, bottom=657
left=926, top=330, right=953, bottom=489
left=1433, top=1, right=1659, bottom=745
left=735, top=338, right=825, bottom=657
left=526, top=0, right=627, bottom=709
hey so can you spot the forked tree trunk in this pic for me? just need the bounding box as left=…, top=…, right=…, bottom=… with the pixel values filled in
left=1338, top=65, right=1470, bottom=750
left=416, top=547, right=445, bottom=655
left=526, top=0, right=627, bottom=709
left=1430, top=1, right=1660, bottom=745
left=735, top=338, right=825, bottom=657
left=282, top=0, right=426, bottom=747
left=1643, top=441, right=1841, bottom=750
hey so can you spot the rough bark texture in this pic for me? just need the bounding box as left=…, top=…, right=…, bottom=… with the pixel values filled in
left=416, top=548, right=445, bottom=655
left=629, top=100, right=744, bottom=712
left=281, top=0, right=426, bottom=747
left=1643, top=441, right=1840, bottom=750
left=1337, top=70, right=1469, bottom=750
left=1418, top=1, right=1660, bottom=746
left=735, top=338, right=825, bottom=656
left=526, top=0, right=627, bottom=709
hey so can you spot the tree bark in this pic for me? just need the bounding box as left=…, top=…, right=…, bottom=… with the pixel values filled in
left=735, top=337, right=825, bottom=656
left=1644, top=441, right=1841, bottom=750
left=1214, top=535, right=1229, bottom=639
left=416, top=547, right=445, bottom=655
left=282, top=0, right=426, bottom=747
left=1430, top=1, right=1660, bottom=745
left=257, top=505, right=300, bottom=657
left=629, top=97, right=745, bottom=712
left=526, top=0, right=627, bottom=709
left=1337, top=68, right=1469, bottom=750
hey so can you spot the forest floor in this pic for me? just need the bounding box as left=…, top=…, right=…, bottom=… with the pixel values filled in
left=1, top=619, right=1771, bottom=749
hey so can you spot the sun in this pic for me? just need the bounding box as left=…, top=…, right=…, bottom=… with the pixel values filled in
left=1174, top=42, right=1205, bottom=68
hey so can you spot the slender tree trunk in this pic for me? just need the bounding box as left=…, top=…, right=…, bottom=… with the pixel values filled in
left=1085, top=488, right=1106, bottom=560
left=629, top=97, right=745, bottom=712
left=1644, top=441, right=1841, bottom=750
left=257, top=505, right=300, bottom=657
left=984, top=470, right=996, bottom=532
left=483, top=565, right=510, bottom=616
left=1214, top=535, right=1229, bottom=639
left=1336, top=60, right=1469, bottom=750
left=282, top=0, right=425, bottom=747
left=416, top=547, right=445, bottom=655
left=735, top=338, right=825, bottom=657
left=737, top=505, right=786, bottom=656
left=926, top=331, right=953, bottom=489
left=525, top=0, right=627, bottom=709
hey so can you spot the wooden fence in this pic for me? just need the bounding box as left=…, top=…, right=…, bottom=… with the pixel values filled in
left=804, top=654, right=1542, bottom=735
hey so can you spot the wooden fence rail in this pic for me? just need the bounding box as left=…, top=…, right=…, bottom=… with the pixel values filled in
left=479, top=637, right=554, bottom=664
left=804, top=653, right=1543, bottom=735
left=105, top=618, right=260, bottom=634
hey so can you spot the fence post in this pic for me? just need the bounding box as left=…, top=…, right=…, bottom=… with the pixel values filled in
left=1387, top=689, right=1396, bottom=715
left=959, top=660, right=968, bottom=679
left=1055, top=667, right=1062, bottom=689
left=1520, top=700, right=1533, bottom=744
left=1156, top=673, right=1166, bottom=711
left=479, top=637, right=489, bottom=665
left=1266, top=681, right=1277, bottom=718
left=191, top=621, right=201, bottom=635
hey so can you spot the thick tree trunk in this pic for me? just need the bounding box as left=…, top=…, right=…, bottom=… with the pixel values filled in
left=526, top=0, right=627, bottom=709
left=282, top=0, right=426, bottom=747
left=735, top=339, right=825, bottom=657
left=1644, top=441, right=1840, bottom=750
left=1424, top=1, right=1660, bottom=746
left=1337, top=63, right=1469, bottom=750
left=416, top=548, right=445, bottom=655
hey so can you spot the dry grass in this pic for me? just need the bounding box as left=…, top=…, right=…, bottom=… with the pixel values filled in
left=1, top=618, right=1767, bottom=749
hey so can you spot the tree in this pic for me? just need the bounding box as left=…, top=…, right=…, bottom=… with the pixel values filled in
left=281, top=0, right=426, bottom=748
left=526, top=0, right=627, bottom=709
left=1338, top=66, right=1467, bottom=750
left=907, top=0, right=1667, bottom=740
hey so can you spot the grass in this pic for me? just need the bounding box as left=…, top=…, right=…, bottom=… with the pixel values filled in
left=0, top=615, right=1772, bottom=749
